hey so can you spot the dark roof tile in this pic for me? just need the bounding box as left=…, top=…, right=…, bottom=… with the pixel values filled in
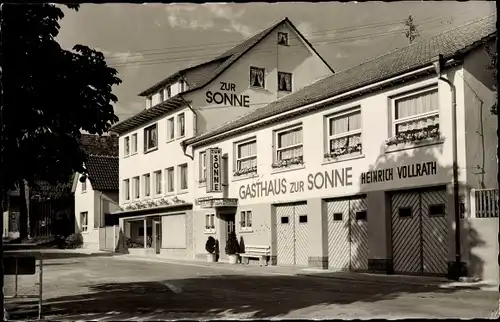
left=86, top=155, right=119, bottom=191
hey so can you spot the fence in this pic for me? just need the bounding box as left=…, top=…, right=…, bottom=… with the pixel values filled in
left=471, top=188, right=499, bottom=218
left=99, top=225, right=120, bottom=252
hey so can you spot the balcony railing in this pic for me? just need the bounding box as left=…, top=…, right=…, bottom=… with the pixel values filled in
left=471, top=188, right=499, bottom=218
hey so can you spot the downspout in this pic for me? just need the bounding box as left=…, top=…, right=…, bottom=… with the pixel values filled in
left=179, top=92, right=196, bottom=161
left=432, top=54, right=463, bottom=280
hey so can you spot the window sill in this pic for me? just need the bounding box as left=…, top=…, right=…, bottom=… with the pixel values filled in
left=81, top=190, right=87, bottom=194
left=249, top=86, right=269, bottom=93
left=130, top=152, right=138, bottom=156
left=199, top=181, right=207, bottom=188
left=144, top=147, right=158, bottom=155
left=81, top=230, right=89, bottom=234
left=271, top=164, right=305, bottom=175
left=278, top=90, right=292, bottom=93
left=204, top=229, right=216, bottom=234
left=232, top=173, right=259, bottom=182
left=322, top=154, right=365, bottom=166
left=177, top=190, right=189, bottom=195
left=385, top=139, right=444, bottom=154
left=166, top=138, right=175, bottom=143
left=239, top=228, right=253, bottom=233
left=176, top=135, right=186, bottom=141
left=164, top=192, right=175, bottom=197
left=123, top=154, right=130, bottom=159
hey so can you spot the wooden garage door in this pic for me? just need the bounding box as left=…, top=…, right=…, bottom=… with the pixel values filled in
left=276, top=203, right=308, bottom=266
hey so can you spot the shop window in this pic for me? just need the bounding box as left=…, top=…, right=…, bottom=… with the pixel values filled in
left=333, top=213, right=343, bottom=221
left=250, top=66, right=265, bottom=89
left=399, top=207, right=412, bottom=218
left=277, top=32, right=289, bottom=46
left=355, top=211, right=367, bottom=221
left=205, top=214, right=215, bottom=232
left=240, top=211, right=253, bottom=230
left=280, top=216, right=289, bottom=224
left=299, top=215, right=307, bottom=223
left=429, top=204, right=445, bottom=217
left=138, top=226, right=153, bottom=236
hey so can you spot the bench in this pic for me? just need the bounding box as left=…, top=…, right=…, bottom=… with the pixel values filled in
left=240, top=245, right=271, bottom=266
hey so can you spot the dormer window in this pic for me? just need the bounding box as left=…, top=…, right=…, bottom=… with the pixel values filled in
left=166, top=85, right=171, bottom=98
left=250, top=67, right=265, bottom=89
left=277, top=32, right=289, bottom=46
left=159, top=90, right=164, bottom=102
left=146, top=96, right=152, bottom=109
left=179, top=80, right=185, bottom=92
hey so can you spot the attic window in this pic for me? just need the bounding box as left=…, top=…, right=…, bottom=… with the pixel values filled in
left=277, top=32, right=289, bottom=46
left=250, top=66, right=265, bottom=89
left=146, top=96, right=152, bottom=109
left=166, top=85, right=171, bottom=98
left=278, top=72, right=292, bottom=92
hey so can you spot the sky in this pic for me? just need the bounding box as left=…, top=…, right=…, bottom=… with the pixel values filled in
left=56, top=1, right=496, bottom=121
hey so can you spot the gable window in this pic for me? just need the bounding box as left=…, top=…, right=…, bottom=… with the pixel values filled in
left=234, top=138, right=257, bottom=177
left=154, top=170, right=162, bottom=195
left=178, top=113, right=185, bottom=137
left=123, top=179, right=130, bottom=201
left=166, top=167, right=175, bottom=193
left=205, top=214, right=215, bottom=232
left=80, top=212, right=88, bottom=232
left=179, top=79, right=186, bottom=92
left=143, top=173, right=151, bottom=197
left=250, top=66, right=265, bottom=89
left=179, top=163, right=188, bottom=191
left=81, top=177, right=87, bottom=193
left=386, top=87, right=440, bottom=146
left=124, top=136, right=130, bottom=157
left=240, top=210, right=252, bottom=230
left=131, top=133, right=138, bottom=154
left=278, top=72, right=292, bottom=92
left=159, top=90, right=164, bottom=102
left=273, top=125, right=303, bottom=169
left=146, top=96, right=152, bottom=109
left=144, top=124, right=158, bottom=152
left=199, top=151, right=207, bottom=184
left=277, top=32, right=289, bottom=46
left=325, top=109, right=362, bottom=160
left=167, top=117, right=175, bottom=141
left=133, top=176, right=140, bottom=199
left=166, top=85, right=171, bottom=99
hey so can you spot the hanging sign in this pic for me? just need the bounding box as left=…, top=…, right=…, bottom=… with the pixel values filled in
left=206, top=148, right=222, bottom=193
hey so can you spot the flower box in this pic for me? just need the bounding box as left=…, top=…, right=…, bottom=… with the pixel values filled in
left=272, top=156, right=304, bottom=169
left=385, top=125, right=440, bottom=147
left=233, top=166, right=258, bottom=177
left=324, top=143, right=362, bottom=160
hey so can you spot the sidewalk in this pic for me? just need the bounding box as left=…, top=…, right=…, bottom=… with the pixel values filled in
left=112, top=253, right=498, bottom=291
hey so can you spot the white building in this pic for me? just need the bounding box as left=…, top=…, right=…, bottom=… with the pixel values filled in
left=109, top=17, right=334, bottom=258
left=184, top=16, right=498, bottom=282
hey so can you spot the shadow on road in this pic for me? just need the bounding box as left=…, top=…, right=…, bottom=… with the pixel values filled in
left=4, top=250, right=118, bottom=260
left=7, top=273, right=497, bottom=320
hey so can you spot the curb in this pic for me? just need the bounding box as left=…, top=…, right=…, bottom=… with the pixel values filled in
left=297, top=273, right=447, bottom=287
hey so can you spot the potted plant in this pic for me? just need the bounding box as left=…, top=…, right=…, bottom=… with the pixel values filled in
left=225, top=231, right=240, bottom=264
left=205, top=236, right=217, bottom=262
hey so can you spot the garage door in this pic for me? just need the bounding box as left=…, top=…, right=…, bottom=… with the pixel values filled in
left=327, top=196, right=368, bottom=271
left=276, top=203, right=308, bottom=266
left=391, top=189, right=448, bottom=275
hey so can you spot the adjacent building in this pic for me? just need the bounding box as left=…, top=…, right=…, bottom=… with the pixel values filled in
left=109, top=17, right=335, bottom=258
left=184, top=16, right=498, bottom=281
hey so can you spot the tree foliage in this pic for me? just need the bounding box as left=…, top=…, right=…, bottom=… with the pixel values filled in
left=0, top=3, right=122, bottom=194
left=484, top=39, right=497, bottom=115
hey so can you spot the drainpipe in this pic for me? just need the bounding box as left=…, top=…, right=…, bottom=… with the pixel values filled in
left=432, top=54, right=463, bottom=280
left=179, top=93, right=196, bottom=161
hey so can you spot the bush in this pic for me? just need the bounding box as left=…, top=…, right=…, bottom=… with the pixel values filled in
left=205, top=236, right=216, bottom=254
left=65, top=233, right=83, bottom=249
left=225, top=231, right=239, bottom=255
left=126, top=237, right=144, bottom=248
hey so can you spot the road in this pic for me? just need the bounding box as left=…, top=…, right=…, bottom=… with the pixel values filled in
left=4, top=253, right=499, bottom=320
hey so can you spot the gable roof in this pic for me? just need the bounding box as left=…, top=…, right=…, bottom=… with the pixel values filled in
left=139, top=17, right=334, bottom=98
left=85, top=155, right=119, bottom=191
left=185, top=15, right=497, bottom=147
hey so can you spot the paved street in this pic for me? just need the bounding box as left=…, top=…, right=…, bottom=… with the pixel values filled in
left=4, top=252, right=499, bottom=320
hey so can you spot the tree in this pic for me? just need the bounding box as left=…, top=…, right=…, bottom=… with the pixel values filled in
left=0, top=4, right=121, bottom=317
left=484, top=39, right=497, bottom=115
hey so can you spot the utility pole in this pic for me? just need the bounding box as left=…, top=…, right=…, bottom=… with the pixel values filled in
left=404, top=15, right=419, bottom=44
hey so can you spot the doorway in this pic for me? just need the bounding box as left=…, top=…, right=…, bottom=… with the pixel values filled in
left=218, top=212, right=236, bottom=260
left=153, top=220, right=161, bottom=254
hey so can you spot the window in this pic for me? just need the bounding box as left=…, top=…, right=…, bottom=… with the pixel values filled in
left=274, top=125, right=303, bottom=167
left=250, top=66, right=265, bottom=89
left=123, top=179, right=130, bottom=201
left=429, top=204, right=445, bottom=217
left=205, top=214, right=215, bottom=230
left=124, top=136, right=130, bottom=157
left=179, top=79, right=186, bottom=92
left=80, top=212, right=88, bottom=232
left=81, top=177, right=87, bottom=193
left=154, top=170, right=162, bottom=195
left=143, top=173, right=151, bottom=197
left=280, top=216, right=289, bottom=224
left=326, top=109, right=362, bottom=158
left=166, top=167, right=174, bottom=193
left=179, top=164, right=188, bottom=191
left=399, top=207, right=412, bottom=218
left=355, top=211, right=367, bottom=221
left=146, top=96, right=152, bottom=109
left=277, top=31, right=289, bottom=46
left=144, top=124, right=158, bottom=151
left=167, top=117, right=175, bottom=141
left=278, top=72, right=292, bottom=92
left=235, top=139, right=257, bottom=176
left=299, top=215, right=308, bottom=223
left=133, top=176, right=140, bottom=199
left=178, top=113, right=185, bottom=137
left=333, top=213, right=343, bottom=221
left=240, top=211, right=252, bottom=229
left=391, top=88, right=439, bottom=143
left=199, top=152, right=207, bottom=184
left=159, top=90, right=164, bottom=102
left=131, top=133, right=138, bottom=154
left=166, top=85, right=171, bottom=98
